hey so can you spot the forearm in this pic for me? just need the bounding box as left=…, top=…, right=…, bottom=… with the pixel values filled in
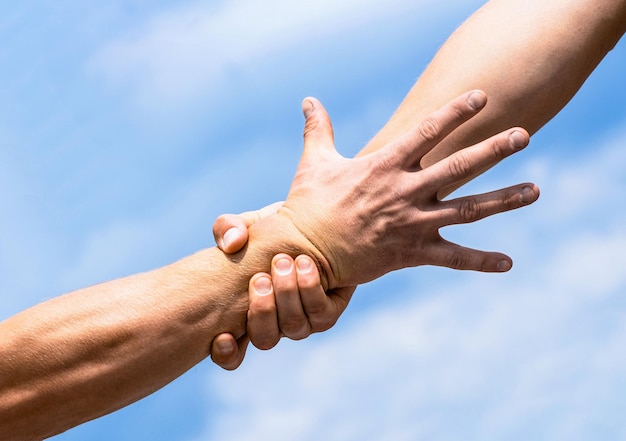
left=0, top=223, right=314, bottom=440
left=362, top=0, right=626, bottom=190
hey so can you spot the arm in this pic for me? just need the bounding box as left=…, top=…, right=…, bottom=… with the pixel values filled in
left=364, top=0, right=626, bottom=194
left=0, top=237, right=316, bottom=439
left=212, top=92, right=539, bottom=368
left=211, top=0, right=626, bottom=369
left=0, top=92, right=536, bottom=439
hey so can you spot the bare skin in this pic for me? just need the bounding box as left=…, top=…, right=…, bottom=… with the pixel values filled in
left=0, top=92, right=537, bottom=440
left=263, top=96, right=536, bottom=289
left=210, top=92, right=539, bottom=369
left=210, top=252, right=356, bottom=370
left=210, top=0, right=626, bottom=369
left=366, top=0, right=626, bottom=194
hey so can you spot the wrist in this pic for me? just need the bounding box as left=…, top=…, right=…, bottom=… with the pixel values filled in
left=247, top=212, right=336, bottom=290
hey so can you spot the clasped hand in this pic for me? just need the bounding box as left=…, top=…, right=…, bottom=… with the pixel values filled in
left=211, top=90, right=539, bottom=369
left=256, top=91, right=538, bottom=288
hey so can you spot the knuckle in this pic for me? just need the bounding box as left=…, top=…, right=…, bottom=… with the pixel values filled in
left=445, top=252, right=471, bottom=270
left=501, top=190, right=520, bottom=211
left=295, top=273, right=319, bottom=290
left=459, top=197, right=482, bottom=223
left=287, top=332, right=309, bottom=341
left=280, top=317, right=309, bottom=338
left=448, top=152, right=473, bottom=179
left=452, top=104, right=469, bottom=121
left=418, top=117, right=441, bottom=142
left=303, top=116, right=319, bottom=138
left=250, top=302, right=276, bottom=317
left=304, top=302, right=328, bottom=318
left=252, top=334, right=279, bottom=351
left=490, top=136, right=509, bottom=160
left=377, top=149, right=401, bottom=171
left=310, top=316, right=337, bottom=333
left=258, top=201, right=282, bottom=220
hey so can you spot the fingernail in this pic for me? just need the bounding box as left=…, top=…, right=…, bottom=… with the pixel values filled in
left=302, top=98, right=314, bottom=118
left=222, top=228, right=239, bottom=250
left=254, top=276, right=272, bottom=296
left=497, top=260, right=512, bottom=272
left=467, top=91, right=487, bottom=110
left=274, top=257, right=293, bottom=275
left=509, top=130, right=527, bottom=149
left=520, top=186, right=535, bottom=203
left=216, top=338, right=235, bottom=353
left=296, top=256, right=313, bottom=273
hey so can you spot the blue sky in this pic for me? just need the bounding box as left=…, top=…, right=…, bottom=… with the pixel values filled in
left=1, top=1, right=626, bottom=440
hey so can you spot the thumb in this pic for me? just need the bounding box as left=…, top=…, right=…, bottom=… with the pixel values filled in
left=213, top=201, right=284, bottom=253
left=210, top=333, right=249, bottom=371
left=302, top=97, right=336, bottom=158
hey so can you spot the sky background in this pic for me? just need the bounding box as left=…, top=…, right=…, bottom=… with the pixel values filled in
left=1, top=1, right=626, bottom=440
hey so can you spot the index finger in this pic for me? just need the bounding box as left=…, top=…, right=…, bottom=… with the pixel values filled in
left=383, top=90, right=487, bottom=170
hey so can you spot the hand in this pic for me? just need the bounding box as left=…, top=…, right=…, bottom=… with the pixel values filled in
left=211, top=203, right=353, bottom=370
left=259, top=91, right=539, bottom=289
left=213, top=203, right=355, bottom=345
left=213, top=201, right=283, bottom=253
left=211, top=90, right=539, bottom=369
left=245, top=254, right=355, bottom=349
left=210, top=253, right=355, bottom=370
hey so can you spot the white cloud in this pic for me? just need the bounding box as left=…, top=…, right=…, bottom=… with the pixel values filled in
left=0, top=131, right=69, bottom=316
left=88, top=0, right=481, bottom=109
left=522, top=127, right=626, bottom=224
left=57, top=137, right=297, bottom=292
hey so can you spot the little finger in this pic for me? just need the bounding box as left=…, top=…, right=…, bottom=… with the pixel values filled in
left=294, top=255, right=335, bottom=333
left=247, top=274, right=281, bottom=350
left=424, top=239, right=514, bottom=273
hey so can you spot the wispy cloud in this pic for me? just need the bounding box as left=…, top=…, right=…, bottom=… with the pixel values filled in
left=88, top=0, right=479, bottom=110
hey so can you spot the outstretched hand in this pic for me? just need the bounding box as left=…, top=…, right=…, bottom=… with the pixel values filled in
left=210, top=90, right=539, bottom=370
left=274, top=91, right=538, bottom=288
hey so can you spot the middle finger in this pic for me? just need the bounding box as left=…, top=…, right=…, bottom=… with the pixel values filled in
left=420, top=128, right=529, bottom=194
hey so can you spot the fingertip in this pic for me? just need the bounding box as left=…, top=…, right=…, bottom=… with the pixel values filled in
left=222, top=227, right=243, bottom=253
left=214, top=213, right=250, bottom=253
left=302, top=97, right=316, bottom=118
left=509, top=129, right=530, bottom=150
left=211, top=334, right=240, bottom=370
left=251, top=273, right=273, bottom=296
left=497, top=259, right=513, bottom=272
left=273, top=253, right=295, bottom=276
left=467, top=90, right=487, bottom=110
left=295, top=255, right=314, bottom=274
left=301, top=97, right=335, bottom=154
left=295, top=254, right=320, bottom=288
left=520, top=183, right=540, bottom=204
left=214, top=335, right=236, bottom=354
